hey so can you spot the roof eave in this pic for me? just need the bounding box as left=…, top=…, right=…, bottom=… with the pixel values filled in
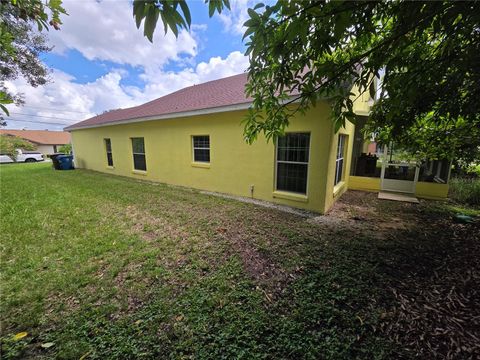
left=65, top=101, right=253, bottom=132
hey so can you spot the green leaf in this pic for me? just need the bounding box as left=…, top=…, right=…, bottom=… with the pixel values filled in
left=160, top=12, right=168, bottom=35
left=179, top=1, right=191, bottom=27
left=208, top=1, right=215, bottom=17
left=333, top=12, right=350, bottom=41
left=334, top=117, right=345, bottom=132
left=243, top=18, right=258, bottom=28
left=144, top=5, right=159, bottom=42
left=369, top=81, right=376, bottom=100
left=242, top=26, right=256, bottom=40
left=133, top=0, right=146, bottom=29
left=0, top=104, right=9, bottom=116
left=247, top=8, right=260, bottom=20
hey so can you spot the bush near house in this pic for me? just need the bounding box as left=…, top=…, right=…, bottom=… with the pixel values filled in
left=57, top=143, right=72, bottom=154
left=449, top=177, right=480, bottom=206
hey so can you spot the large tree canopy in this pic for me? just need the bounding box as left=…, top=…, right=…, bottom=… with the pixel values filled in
left=135, top=0, right=480, bottom=163
left=0, top=0, right=66, bottom=119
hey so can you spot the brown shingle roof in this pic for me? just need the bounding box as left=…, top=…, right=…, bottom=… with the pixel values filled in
left=0, top=129, right=71, bottom=145
left=65, top=73, right=252, bottom=131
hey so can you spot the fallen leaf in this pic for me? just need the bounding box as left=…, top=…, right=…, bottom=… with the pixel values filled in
left=41, top=342, right=55, bottom=349
left=13, top=332, right=28, bottom=340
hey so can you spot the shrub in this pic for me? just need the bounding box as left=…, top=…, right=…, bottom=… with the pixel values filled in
left=0, top=134, right=36, bottom=160
left=58, top=143, right=72, bottom=154
left=449, top=177, right=480, bottom=206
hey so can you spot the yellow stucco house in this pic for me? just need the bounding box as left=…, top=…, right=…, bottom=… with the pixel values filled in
left=65, top=73, right=449, bottom=214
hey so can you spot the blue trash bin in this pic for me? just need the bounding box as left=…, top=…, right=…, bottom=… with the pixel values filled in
left=56, top=155, right=74, bottom=170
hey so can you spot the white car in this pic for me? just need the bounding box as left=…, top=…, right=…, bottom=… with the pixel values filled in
left=0, top=149, right=45, bottom=163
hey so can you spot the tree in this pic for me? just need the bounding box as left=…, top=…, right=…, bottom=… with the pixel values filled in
left=0, top=134, right=36, bottom=160
left=0, top=0, right=66, bottom=117
left=134, top=0, right=480, bottom=163
left=58, top=143, right=71, bottom=154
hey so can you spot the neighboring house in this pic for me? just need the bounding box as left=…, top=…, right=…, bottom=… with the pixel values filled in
left=65, top=73, right=449, bottom=214
left=0, top=129, right=71, bottom=155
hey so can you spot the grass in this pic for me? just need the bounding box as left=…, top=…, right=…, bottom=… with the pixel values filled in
left=0, top=163, right=478, bottom=359
left=449, top=177, right=480, bottom=206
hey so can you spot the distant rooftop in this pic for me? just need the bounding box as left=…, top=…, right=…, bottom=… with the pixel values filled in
left=0, top=129, right=71, bottom=145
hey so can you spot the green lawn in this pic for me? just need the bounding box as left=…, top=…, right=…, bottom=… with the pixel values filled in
left=1, top=163, right=478, bottom=359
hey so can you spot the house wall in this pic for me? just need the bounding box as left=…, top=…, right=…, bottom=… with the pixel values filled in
left=415, top=182, right=449, bottom=199
left=348, top=176, right=381, bottom=192
left=323, top=122, right=356, bottom=213
left=351, top=85, right=372, bottom=117
left=71, top=103, right=352, bottom=213
left=36, top=145, right=56, bottom=155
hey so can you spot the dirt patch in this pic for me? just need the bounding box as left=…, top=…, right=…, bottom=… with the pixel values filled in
left=309, top=191, right=417, bottom=238
left=214, top=226, right=290, bottom=298
left=118, top=196, right=295, bottom=298
left=201, top=190, right=316, bottom=218
left=124, top=205, right=190, bottom=242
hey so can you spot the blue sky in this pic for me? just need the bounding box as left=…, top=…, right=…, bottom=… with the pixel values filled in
left=5, top=0, right=253, bottom=131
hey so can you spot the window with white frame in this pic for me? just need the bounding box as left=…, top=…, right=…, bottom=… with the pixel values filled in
left=104, top=138, right=113, bottom=167
left=131, top=137, right=146, bottom=171
left=276, top=133, right=310, bottom=194
left=192, top=135, right=210, bottom=163
left=334, top=134, right=347, bottom=186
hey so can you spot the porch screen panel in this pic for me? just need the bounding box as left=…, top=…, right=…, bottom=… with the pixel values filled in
left=276, top=133, right=310, bottom=194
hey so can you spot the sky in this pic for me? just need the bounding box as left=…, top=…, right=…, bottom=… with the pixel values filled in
left=4, top=0, right=255, bottom=131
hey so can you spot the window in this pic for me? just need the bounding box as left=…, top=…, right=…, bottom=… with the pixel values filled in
left=104, top=138, right=113, bottom=167
left=131, top=137, right=146, bottom=171
left=335, top=135, right=347, bottom=185
left=276, top=133, right=310, bottom=194
left=192, top=135, right=210, bottom=163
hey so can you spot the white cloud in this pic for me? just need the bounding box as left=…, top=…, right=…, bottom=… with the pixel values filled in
left=217, top=0, right=251, bottom=36
left=2, top=0, right=250, bottom=131
left=5, top=51, right=249, bottom=131
left=4, top=69, right=136, bottom=130
left=49, top=0, right=197, bottom=70
left=138, top=51, right=249, bottom=101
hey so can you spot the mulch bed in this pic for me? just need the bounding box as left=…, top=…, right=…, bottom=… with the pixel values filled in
left=379, top=212, right=480, bottom=358
left=329, top=191, right=480, bottom=358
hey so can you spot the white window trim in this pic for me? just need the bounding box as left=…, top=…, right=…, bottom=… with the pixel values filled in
left=275, top=132, right=311, bottom=196
left=131, top=137, right=146, bottom=171
left=334, top=135, right=346, bottom=186
left=192, top=135, right=210, bottom=163
left=104, top=138, right=113, bottom=167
